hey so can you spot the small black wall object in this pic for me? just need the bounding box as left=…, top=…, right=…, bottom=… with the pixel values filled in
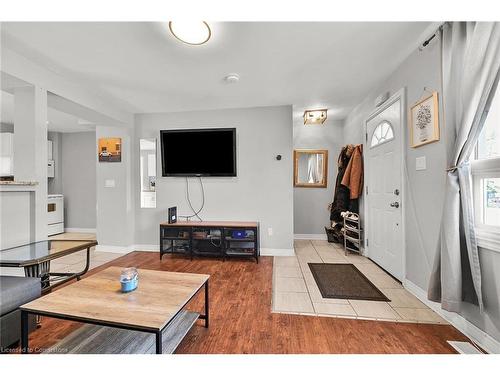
left=276, top=154, right=282, bottom=160
left=168, top=206, right=177, bottom=224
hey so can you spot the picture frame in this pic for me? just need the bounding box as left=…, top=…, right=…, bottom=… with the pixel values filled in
left=98, top=137, right=122, bottom=162
left=409, top=91, right=440, bottom=148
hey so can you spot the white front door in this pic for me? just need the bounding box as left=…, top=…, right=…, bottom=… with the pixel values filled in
left=365, top=96, right=404, bottom=280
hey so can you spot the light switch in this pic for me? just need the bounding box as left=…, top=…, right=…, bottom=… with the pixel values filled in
left=105, top=179, right=116, bottom=188
left=416, top=156, right=426, bottom=171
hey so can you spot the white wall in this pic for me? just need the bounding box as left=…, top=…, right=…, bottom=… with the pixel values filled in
left=0, top=191, right=32, bottom=249
left=293, top=114, right=344, bottom=235
left=61, top=131, right=96, bottom=229
left=343, top=36, right=500, bottom=344
left=13, top=86, right=47, bottom=241
left=134, top=106, right=294, bottom=253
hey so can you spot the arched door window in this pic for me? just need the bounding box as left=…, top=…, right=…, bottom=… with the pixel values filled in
left=370, top=121, right=394, bottom=148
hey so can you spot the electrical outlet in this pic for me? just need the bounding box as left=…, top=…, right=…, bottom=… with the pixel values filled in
left=268, top=227, right=273, bottom=236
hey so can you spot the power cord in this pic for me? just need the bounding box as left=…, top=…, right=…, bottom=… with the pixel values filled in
left=210, top=237, right=221, bottom=248
left=179, top=176, right=205, bottom=221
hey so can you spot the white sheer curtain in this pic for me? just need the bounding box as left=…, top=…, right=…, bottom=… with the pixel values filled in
left=428, top=22, right=500, bottom=312
left=307, top=154, right=321, bottom=183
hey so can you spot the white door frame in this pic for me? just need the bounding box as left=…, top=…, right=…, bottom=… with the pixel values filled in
left=363, top=87, right=407, bottom=280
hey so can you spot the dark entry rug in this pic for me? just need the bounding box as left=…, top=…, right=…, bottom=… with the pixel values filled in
left=308, top=263, right=390, bottom=301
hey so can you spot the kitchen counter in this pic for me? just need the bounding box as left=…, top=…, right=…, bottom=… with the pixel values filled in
left=0, top=181, right=38, bottom=186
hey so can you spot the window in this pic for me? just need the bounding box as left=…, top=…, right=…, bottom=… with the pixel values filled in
left=370, top=121, right=394, bottom=148
left=480, top=177, right=500, bottom=226
left=472, top=83, right=500, bottom=251
left=0, top=132, right=14, bottom=177
left=477, top=104, right=500, bottom=160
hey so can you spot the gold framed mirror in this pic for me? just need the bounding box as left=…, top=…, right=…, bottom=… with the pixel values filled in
left=293, top=149, right=328, bottom=188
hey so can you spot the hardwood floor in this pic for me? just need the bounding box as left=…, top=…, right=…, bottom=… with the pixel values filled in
left=25, top=252, right=467, bottom=354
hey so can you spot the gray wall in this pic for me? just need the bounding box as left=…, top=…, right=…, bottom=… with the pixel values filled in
left=293, top=115, right=344, bottom=235
left=134, top=106, right=294, bottom=252
left=343, top=36, right=500, bottom=342
left=96, top=125, right=136, bottom=247
left=47, top=131, right=63, bottom=194
left=61, top=131, right=96, bottom=229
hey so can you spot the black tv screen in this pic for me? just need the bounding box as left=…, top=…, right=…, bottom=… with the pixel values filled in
left=161, top=128, right=236, bottom=177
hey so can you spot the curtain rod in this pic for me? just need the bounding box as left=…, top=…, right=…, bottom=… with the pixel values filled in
left=419, top=22, right=447, bottom=51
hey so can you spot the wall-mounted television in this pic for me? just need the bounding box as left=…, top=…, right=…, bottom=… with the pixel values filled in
left=160, top=128, right=236, bottom=177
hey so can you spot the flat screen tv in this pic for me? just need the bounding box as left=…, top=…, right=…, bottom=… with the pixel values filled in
left=160, top=128, right=236, bottom=177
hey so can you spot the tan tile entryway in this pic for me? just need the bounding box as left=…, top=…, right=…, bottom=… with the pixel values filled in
left=49, top=232, right=123, bottom=274
left=272, top=240, right=448, bottom=324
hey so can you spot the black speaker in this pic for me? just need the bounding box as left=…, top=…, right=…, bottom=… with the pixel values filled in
left=168, top=206, right=177, bottom=224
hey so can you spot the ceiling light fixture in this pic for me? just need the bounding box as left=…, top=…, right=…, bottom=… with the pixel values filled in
left=168, top=21, right=211, bottom=45
left=224, top=74, right=240, bottom=84
left=303, top=109, right=328, bottom=125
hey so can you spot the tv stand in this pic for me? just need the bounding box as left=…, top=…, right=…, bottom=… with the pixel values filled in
left=160, top=221, right=260, bottom=263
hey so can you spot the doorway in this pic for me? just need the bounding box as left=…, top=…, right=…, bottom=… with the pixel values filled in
left=364, top=89, right=406, bottom=281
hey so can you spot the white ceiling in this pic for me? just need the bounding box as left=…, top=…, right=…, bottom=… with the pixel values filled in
left=1, top=22, right=433, bottom=119
left=1, top=91, right=95, bottom=133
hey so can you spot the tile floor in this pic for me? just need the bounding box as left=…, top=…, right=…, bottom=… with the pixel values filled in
left=272, top=239, right=448, bottom=324
left=0, top=233, right=123, bottom=277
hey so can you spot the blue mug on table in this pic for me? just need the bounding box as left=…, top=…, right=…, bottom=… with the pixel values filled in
left=120, top=267, right=138, bottom=292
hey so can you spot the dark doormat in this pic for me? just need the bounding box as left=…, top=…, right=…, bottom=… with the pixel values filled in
left=308, top=263, right=390, bottom=301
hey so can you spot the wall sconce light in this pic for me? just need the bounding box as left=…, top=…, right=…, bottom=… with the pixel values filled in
left=303, top=109, right=327, bottom=125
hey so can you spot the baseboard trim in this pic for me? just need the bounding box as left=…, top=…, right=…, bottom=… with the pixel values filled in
left=110, top=244, right=295, bottom=257
left=129, top=244, right=159, bottom=252
left=97, top=243, right=295, bottom=257
left=447, top=340, right=484, bottom=354
left=95, top=245, right=133, bottom=254
left=65, top=227, right=96, bottom=233
left=261, top=248, right=295, bottom=256
left=403, top=279, right=500, bottom=354
left=294, top=233, right=327, bottom=240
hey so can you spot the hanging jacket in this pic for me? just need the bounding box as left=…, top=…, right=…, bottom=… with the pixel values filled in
left=330, top=145, right=353, bottom=222
left=341, top=144, right=363, bottom=199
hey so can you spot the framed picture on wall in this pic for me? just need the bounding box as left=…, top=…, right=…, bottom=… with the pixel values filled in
left=98, top=137, right=122, bottom=162
left=410, top=91, right=440, bottom=148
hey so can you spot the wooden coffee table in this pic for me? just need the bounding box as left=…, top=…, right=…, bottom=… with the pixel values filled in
left=20, top=267, right=209, bottom=354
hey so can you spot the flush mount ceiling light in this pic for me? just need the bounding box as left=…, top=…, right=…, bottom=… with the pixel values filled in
left=303, top=109, right=328, bottom=125
left=168, top=21, right=211, bottom=45
left=224, top=73, right=240, bottom=84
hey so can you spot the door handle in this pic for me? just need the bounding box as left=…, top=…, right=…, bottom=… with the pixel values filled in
left=390, top=202, right=400, bottom=208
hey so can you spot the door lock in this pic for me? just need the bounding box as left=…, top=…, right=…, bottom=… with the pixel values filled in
left=394, top=189, right=400, bottom=196
left=390, top=202, right=400, bottom=208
